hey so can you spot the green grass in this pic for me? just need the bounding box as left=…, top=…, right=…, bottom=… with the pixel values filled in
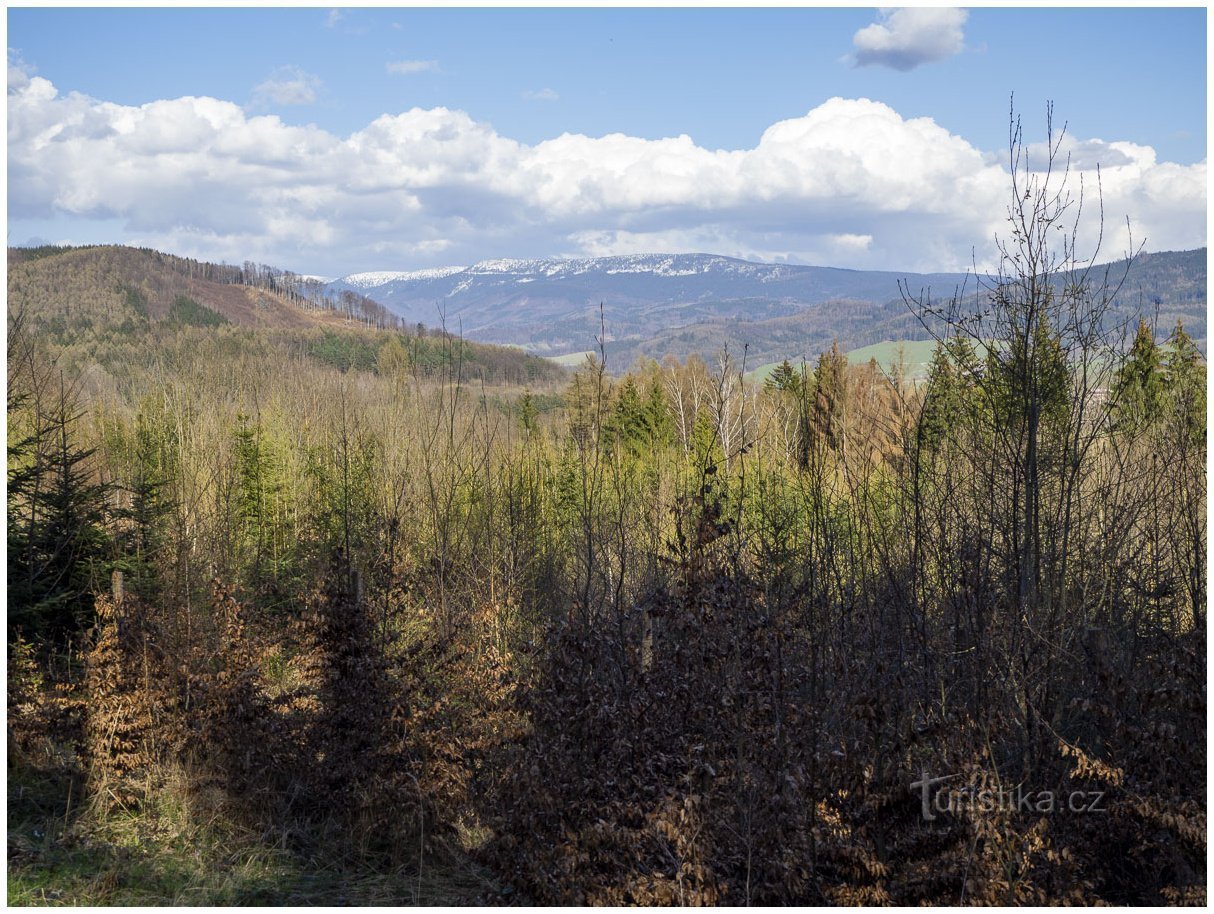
left=8, top=830, right=497, bottom=906
left=746, top=339, right=937, bottom=384
left=8, top=758, right=505, bottom=906
left=845, top=339, right=941, bottom=379
left=8, top=811, right=501, bottom=906
left=747, top=338, right=992, bottom=384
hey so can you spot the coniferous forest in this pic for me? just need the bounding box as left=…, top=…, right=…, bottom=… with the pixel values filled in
left=7, top=117, right=1206, bottom=905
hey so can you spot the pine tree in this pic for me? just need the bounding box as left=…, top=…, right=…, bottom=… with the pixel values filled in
left=233, top=412, right=285, bottom=585
left=606, top=377, right=668, bottom=458
left=642, top=380, right=674, bottom=450
left=766, top=359, right=802, bottom=396
left=916, top=343, right=958, bottom=455
left=1162, top=321, right=1206, bottom=446
left=8, top=378, right=111, bottom=647
left=1110, top=320, right=1165, bottom=433
left=115, top=409, right=176, bottom=599
left=520, top=389, right=539, bottom=435
left=916, top=336, right=983, bottom=455
left=811, top=342, right=848, bottom=457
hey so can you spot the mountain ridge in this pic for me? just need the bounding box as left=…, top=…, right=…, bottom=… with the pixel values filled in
left=322, top=248, right=1207, bottom=366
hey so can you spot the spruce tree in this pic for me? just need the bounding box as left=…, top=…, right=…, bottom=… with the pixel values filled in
left=1110, top=320, right=1165, bottom=433
left=1162, top=321, right=1206, bottom=446
left=811, top=342, right=848, bottom=457
left=8, top=379, right=110, bottom=647
left=116, top=409, right=176, bottom=599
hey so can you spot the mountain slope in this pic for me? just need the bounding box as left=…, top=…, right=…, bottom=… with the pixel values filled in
left=325, top=249, right=1206, bottom=365
left=7, top=245, right=568, bottom=387
left=7, top=245, right=392, bottom=335
left=323, top=253, right=973, bottom=350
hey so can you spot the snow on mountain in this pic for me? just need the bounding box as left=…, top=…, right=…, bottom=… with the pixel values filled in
left=315, top=248, right=1204, bottom=371
left=325, top=253, right=882, bottom=320
left=342, top=266, right=467, bottom=288
left=331, top=254, right=813, bottom=292
left=321, top=252, right=912, bottom=351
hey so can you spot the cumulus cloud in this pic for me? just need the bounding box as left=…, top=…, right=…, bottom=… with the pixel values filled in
left=851, top=8, right=967, bottom=71
left=324, top=9, right=342, bottom=29
left=7, top=73, right=1205, bottom=276
left=523, top=88, right=560, bottom=102
left=387, top=59, right=438, bottom=75
left=1021, top=135, right=1136, bottom=171
left=252, top=66, right=321, bottom=106
left=8, top=50, right=35, bottom=92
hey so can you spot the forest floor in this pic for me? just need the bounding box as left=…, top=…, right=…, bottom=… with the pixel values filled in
left=7, top=763, right=510, bottom=906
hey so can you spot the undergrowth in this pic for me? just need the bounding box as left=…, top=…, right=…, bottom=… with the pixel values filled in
left=8, top=764, right=500, bottom=906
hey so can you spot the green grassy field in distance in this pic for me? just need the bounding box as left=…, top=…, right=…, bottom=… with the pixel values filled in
left=747, top=339, right=941, bottom=384
left=547, top=350, right=595, bottom=368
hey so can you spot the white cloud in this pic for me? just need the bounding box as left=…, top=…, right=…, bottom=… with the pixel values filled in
left=1021, top=135, right=1137, bottom=171
left=523, top=88, right=560, bottom=102
left=8, top=50, right=35, bottom=93
left=827, top=232, right=874, bottom=253
left=252, top=66, right=321, bottom=106
left=387, top=59, right=438, bottom=75
left=851, top=8, right=968, bottom=71
left=324, top=9, right=343, bottom=29
left=7, top=74, right=1205, bottom=276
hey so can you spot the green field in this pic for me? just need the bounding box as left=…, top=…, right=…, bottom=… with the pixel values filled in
left=546, top=350, right=595, bottom=368
left=746, top=339, right=943, bottom=384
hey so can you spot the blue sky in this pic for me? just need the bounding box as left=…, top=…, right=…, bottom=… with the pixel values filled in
left=7, top=6, right=1208, bottom=275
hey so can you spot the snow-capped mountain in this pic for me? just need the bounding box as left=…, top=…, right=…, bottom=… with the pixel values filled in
left=341, top=266, right=468, bottom=289
left=320, top=249, right=1206, bottom=367
left=320, top=252, right=968, bottom=355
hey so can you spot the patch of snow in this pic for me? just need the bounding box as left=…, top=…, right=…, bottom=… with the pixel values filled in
left=339, top=253, right=805, bottom=290
left=341, top=266, right=467, bottom=288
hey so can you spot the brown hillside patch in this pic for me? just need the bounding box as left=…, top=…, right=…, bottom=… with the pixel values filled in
left=7, top=245, right=362, bottom=331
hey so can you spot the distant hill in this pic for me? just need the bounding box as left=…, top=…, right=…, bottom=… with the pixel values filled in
left=325, top=249, right=1206, bottom=368
left=7, top=245, right=567, bottom=387
left=7, top=245, right=400, bottom=336
left=324, top=253, right=973, bottom=354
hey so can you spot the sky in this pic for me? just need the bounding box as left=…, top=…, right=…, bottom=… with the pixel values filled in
left=6, top=5, right=1208, bottom=277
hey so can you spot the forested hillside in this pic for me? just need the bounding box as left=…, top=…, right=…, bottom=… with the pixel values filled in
left=7, top=245, right=566, bottom=395
left=8, top=161, right=1206, bottom=903
left=9, top=244, right=397, bottom=334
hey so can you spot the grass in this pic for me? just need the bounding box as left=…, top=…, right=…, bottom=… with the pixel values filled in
left=546, top=350, right=594, bottom=368
left=9, top=830, right=498, bottom=905
left=746, top=338, right=1000, bottom=384
left=747, top=339, right=939, bottom=384
left=8, top=757, right=506, bottom=906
